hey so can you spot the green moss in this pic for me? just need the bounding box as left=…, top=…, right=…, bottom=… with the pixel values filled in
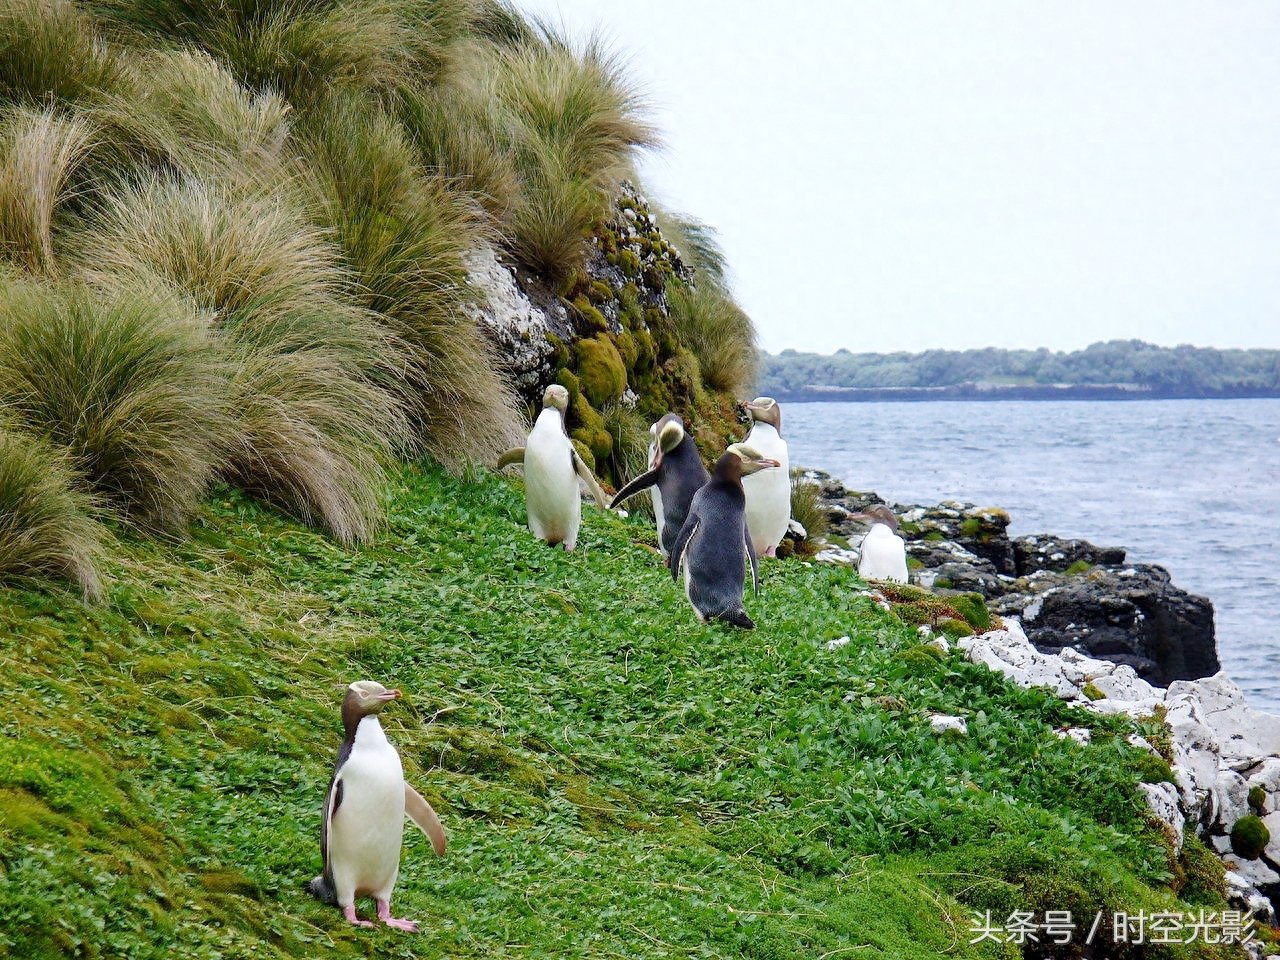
left=1231, top=815, right=1271, bottom=859
left=617, top=283, right=642, bottom=330
left=899, top=521, right=921, bottom=536
left=1131, top=752, right=1174, bottom=785
left=588, top=280, right=614, bottom=303
left=572, top=295, right=608, bottom=333
left=575, top=336, right=627, bottom=407
left=618, top=248, right=640, bottom=278
left=923, top=531, right=945, bottom=542
left=547, top=333, right=572, bottom=371
left=614, top=330, right=639, bottom=370
left=556, top=368, right=583, bottom=406
left=1081, top=681, right=1106, bottom=702
left=1177, top=833, right=1228, bottom=906
left=569, top=393, right=612, bottom=464
left=938, top=618, right=974, bottom=639
left=891, top=644, right=945, bottom=676
left=947, top=592, right=990, bottom=632
left=1250, top=785, right=1268, bottom=815
left=959, top=518, right=982, bottom=537
left=1065, top=559, right=1093, bottom=576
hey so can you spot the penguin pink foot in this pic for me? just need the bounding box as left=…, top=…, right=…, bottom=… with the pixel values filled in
left=344, top=905, right=377, bottom=928
left=377, top=900, right=420, bottom=933
left=764, top=545, right=777, bottom=558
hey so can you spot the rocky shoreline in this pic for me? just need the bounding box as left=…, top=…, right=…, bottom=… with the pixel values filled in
left=803, top=469, right=1220, bottom=687
left=802, top=468, right=1280, bottom=937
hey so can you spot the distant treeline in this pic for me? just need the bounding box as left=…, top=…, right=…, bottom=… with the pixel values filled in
left=759, top=340, right=1280, bottom=401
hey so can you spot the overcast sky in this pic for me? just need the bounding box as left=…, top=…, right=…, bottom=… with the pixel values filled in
left=514, top=1, right=1280, bottom=355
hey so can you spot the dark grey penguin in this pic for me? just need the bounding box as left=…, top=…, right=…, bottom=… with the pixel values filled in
left=610, top=413, right=709, bottom=556
left=308, top=680, right=446, bottom=932
left=667, top=443, right=780, bottom=628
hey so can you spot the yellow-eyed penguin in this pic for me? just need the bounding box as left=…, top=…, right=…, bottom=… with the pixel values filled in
left=740, top=398, right=790, bottom=558
left=610, top=413, right=709, bottom=556
left=308, top=681, right=446, bottom=932
left=854, top=504, right=909, bottom=583
left=668, top=444, right=779, bottom=628
left=497, top=384, right=608, bottom=550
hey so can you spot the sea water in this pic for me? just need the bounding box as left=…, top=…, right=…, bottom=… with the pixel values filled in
left=785, top=398, right=1280, bottom=711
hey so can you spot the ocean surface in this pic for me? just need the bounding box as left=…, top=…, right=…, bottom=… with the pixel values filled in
left=785, top=398, right=1280, bottom=712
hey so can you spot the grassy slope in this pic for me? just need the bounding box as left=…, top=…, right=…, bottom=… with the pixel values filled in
left=0, top=466, right=1240, bottom=959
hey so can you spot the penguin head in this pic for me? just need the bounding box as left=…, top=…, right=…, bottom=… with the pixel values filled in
left=725, top=443, right=781, bottom=477
left=342, top=680, right=402, bottom=729
left=655, top=414, right=686, bottom=458
left=853, top=504, right=900, bottom=532
left=742, top=397, right=782, bottom=433
left=542, top=384, right=570, bottom=414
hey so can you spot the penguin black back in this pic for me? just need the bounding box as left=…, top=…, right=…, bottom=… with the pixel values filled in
left=611, top=413, right=709, bottom=555
left=667, top=445, right=778, bottom=628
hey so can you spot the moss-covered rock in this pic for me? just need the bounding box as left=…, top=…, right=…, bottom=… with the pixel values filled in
left=1230, top=815, right=1270, bottom=860
left=947, top=592, right=990, bottom=632
left=614, top=330, right=639, bottom=370
left=576, top=336, right=627, bottom=407
left=572, top=295, right=608, bottom=333
left=1249, top=785, right=1268, bottom=815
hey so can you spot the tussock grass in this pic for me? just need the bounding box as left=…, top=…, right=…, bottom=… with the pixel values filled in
left=395, top=82, right=521, bottom=221
left=0, top=107, right=98, bottom=274
left=0, top=280, right=229, bottom=528
left=667, top=281, right=759, bottom=396
left=480, top=24, right=658, bottom=280
left=0, top=423, right=105, bottom=599
left=94, top=0, right=471, bottom=108
left=0, top=0, right=121, bottom=107
left=789, top=468, right=830, bottom=541
left=92, top=49, right=292, bottom=185
left=299, top=94, right=522, bottom=467
left=655, top=208, right=728, bottom=284
left=75, top=174, right=410, bottom=541
left=599, top=400, right=649, bottom=489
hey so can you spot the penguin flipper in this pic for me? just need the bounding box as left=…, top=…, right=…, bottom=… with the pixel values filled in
left=571, top=449, right=610, bottom=507
left=609, top=467, right=661, bottom=508
left=667, top=516, right=700, bottom=581
left=496, top=447, right=526, bottom=469
left=745, top=525, right=760, bottom=596
left=405, top=784, right=447, bottom=856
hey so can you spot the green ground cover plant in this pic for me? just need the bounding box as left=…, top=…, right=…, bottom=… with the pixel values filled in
left=0, top=465, right=1245, bottom=959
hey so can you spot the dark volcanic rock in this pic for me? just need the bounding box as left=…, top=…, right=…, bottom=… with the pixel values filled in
left=1000, top=564, right=1219, bottom=686
left=1013, top=534, right=1127, bottom=575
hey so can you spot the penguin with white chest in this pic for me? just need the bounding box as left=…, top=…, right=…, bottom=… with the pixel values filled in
left=497, top=384, right=608, bottom=550
left=609, top=413, right=709, bottom=556
left=854, top=504, right=909, bottom=583
left=309, top=681, right=447, bottom=932
left=739, top=398, right=790, bottom=558
left=668, top=444, right=780, bottom=628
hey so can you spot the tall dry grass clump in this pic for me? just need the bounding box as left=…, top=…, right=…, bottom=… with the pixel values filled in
left=299, top=94, right=522, bottom=467
left=0, top=423, right=106, bottom=599
left=75, top=175, right=410, bottom=542
left=667, top=281, right=759, bottom=397
left=0, top=107, right=98, bottom=274
left=0, top=280, right=230, bottom=528
left=93, top=0, right=472, bottom=108
left=0, top=0, right=121, bottom=107
left=476, top=26, right=658, bottom=280
left=92, top=49, right=292, bottom=186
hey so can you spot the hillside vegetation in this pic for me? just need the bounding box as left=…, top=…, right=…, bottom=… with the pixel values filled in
left=0, top=465, right=1245, bottom=959
left=0, top=0, right=755, bottom=594
left=762, top=341, right=1280, bottom=398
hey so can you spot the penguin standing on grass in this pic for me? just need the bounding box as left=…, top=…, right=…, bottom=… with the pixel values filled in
left=610, top=412, right=709, bottom=556
left=854, top=504, right=909, bottom=583
left=497, top=384, right=608, bottom=550
left=308, top=681, right=447, bottom=932
left=739, top=398, right=790, bottom=558
left=668, top=444, right=780, bottom=628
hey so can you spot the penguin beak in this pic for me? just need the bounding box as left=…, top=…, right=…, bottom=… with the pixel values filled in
left=378, top=689, right=402, bottom=702
left=756, top=458, right=780, bottom=469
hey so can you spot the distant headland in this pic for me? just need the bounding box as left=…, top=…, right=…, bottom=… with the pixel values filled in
left=760, top=339, right=1280, bottom=402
